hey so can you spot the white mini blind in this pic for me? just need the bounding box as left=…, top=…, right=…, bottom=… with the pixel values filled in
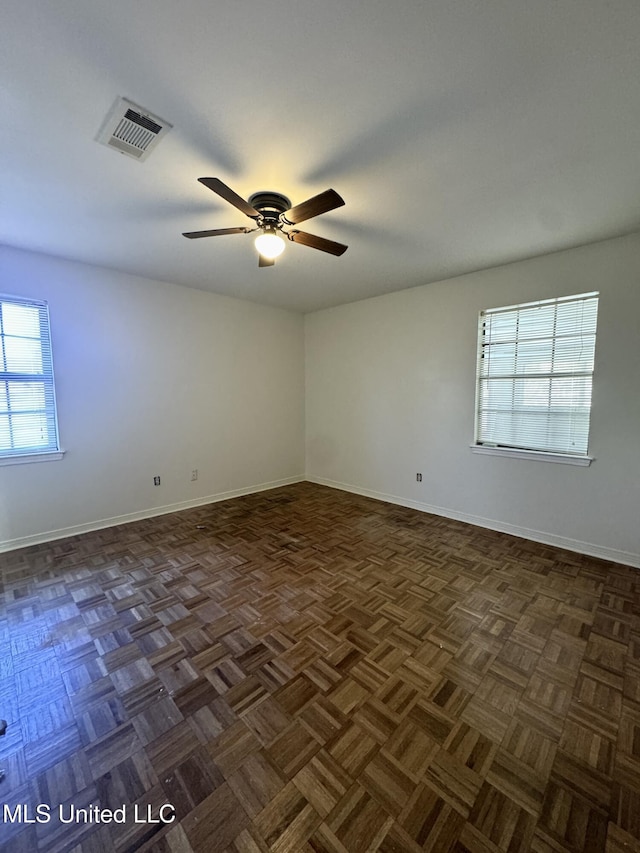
left=0, top=295, right=60, bottom=457
left=475, top=292, right=598, bottom=456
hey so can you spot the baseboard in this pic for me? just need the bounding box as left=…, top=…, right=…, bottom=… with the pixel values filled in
left=0, top=475, right=305, bottom=554
left=306, top=476, right=640, bottom=570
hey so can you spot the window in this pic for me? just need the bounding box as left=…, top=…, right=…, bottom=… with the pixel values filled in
left=0, top=294, right=61, bottom=461
left=474, top=292, right=598, bottom=460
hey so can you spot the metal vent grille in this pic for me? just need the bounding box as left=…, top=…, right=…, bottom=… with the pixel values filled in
left=96, top=97, right=172, bottom=161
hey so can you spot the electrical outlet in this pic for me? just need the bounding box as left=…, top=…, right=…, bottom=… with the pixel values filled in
left=153, top=476, right=161, bottom=486
left=416, top=473, right=422, bottom=482
left=191, top=469, right=198, bottom=482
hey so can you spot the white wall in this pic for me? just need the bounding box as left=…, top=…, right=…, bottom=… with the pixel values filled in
left=0, top=246, right=305, bottom=549
left=305, top=233, right=640, bottom=567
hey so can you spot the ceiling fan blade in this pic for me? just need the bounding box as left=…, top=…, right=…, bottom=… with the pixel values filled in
left=258, top=254, right=275, bottom=267
left=182, top=227, right=253, bottom=239
left=282, top=189, right=345, bottom=225
left=288, top=230, right=348, bottom=256
left=198, top=178, right=260, bottom=219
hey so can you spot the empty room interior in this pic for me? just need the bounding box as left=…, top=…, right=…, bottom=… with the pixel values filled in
left=1, top=2, right=640, bottom=852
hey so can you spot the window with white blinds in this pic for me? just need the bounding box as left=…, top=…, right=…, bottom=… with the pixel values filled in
left=475, top=292, right=598, bottom=457
left=0, top=295, right=60, bottom=458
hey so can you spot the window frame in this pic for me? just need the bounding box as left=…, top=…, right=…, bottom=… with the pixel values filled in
left=471, top=292, right=598, bottom=466
left=0, top=293, right=63, bottom=466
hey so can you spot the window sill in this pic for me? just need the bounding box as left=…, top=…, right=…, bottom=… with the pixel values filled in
left=0, top=450, right=65, bottom=467
left=470, top=445, right=593, bottom=466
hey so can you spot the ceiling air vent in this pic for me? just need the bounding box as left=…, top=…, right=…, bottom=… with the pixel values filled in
left=96, top=97, right=172, bottom=161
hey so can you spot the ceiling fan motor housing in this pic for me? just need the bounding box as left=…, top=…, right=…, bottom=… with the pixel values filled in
left=248, top=191, right=292, bottom=226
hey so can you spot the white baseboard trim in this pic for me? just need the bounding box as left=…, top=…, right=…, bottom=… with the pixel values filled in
left=0, top=476, right=305, bottom=554
left=307, top=476, right=640, bottom=570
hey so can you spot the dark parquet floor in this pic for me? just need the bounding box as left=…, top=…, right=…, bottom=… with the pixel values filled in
left=0, top=482, right=639, bottom=853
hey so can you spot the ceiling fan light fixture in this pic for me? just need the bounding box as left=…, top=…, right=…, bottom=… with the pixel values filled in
left=255, top=230, right=285, bottom=260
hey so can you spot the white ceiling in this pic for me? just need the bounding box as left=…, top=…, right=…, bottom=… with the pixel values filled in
left=2, top=1, right=640, bottom=313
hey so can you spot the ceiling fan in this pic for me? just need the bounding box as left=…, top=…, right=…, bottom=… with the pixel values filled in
left=182, top=177, right=348, bottom=267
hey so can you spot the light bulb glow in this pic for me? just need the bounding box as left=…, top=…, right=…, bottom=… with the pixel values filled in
left=255, top=231, right=285, bottom=260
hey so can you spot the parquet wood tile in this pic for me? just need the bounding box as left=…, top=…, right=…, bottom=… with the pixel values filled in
left=326, top=783, right=393, bottom=853
left=1, top=482, right=639, bottom=852
left=253, top=780, right=322, bottom=851
left=399, top=782, right=465, bottom=849
left=291, top=750, right=351, bottom=820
